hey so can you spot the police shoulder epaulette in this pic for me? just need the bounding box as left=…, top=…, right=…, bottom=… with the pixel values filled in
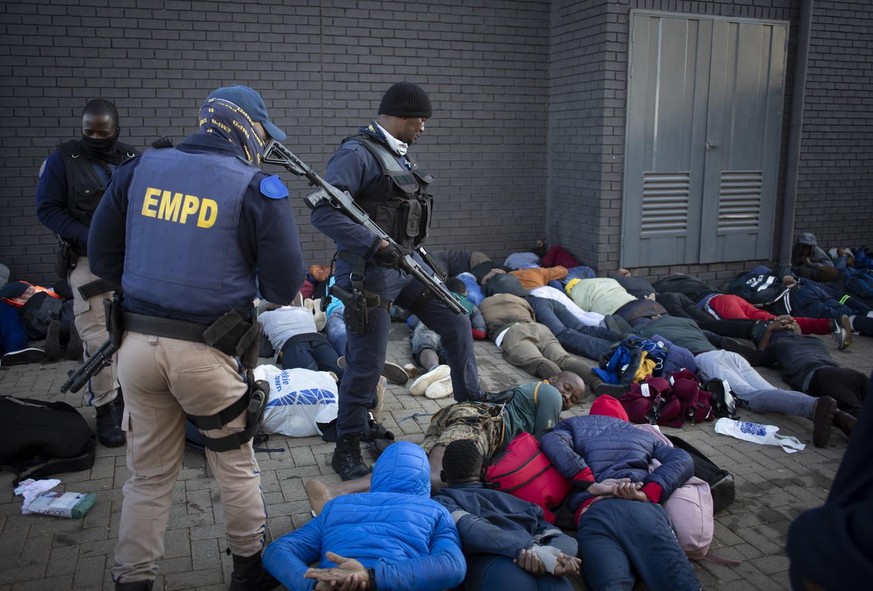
left=260, top=174, right=288, bottom=199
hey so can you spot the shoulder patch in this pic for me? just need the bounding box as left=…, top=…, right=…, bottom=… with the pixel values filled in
left=38, top=159, right=47, bottom=179
left=260, top=174, right=288, bottom=199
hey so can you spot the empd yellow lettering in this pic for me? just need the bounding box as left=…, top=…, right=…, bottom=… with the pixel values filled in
left=141, top=186, right=218, bottom=228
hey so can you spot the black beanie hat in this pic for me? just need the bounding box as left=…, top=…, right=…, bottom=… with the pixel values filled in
left=378, top=82, right=432, bottom=118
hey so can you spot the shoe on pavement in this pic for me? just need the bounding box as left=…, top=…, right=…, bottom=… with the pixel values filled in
left=425, top=375, right=454, bottom=399
left=336, top=356, right=409, bottom=386
left=833, top=409, right=857, bottom=438
left=811, top=396, right=837, bottom=448
left=830, top=315, right=853, bottom=351
left=381, top=361, right=409, bottom=385
left=410, top=364, right=451, bottom=396
left=2, top=347, right=46, bottom=366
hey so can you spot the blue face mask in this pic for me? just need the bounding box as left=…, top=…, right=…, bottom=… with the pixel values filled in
left=198, top=98, right=266, bottom=165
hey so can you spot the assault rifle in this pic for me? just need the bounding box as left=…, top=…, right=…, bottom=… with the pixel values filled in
left=60, top=340, right=117, bottom=394
left=262, top=139, right=465, bottom=315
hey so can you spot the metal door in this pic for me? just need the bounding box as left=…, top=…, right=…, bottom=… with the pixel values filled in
left=621, top=12, right=788, bottom=267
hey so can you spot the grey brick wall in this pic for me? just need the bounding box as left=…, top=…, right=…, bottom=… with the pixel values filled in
left=0, top=0, right=549, bottom=284
left=795, top=0, right=873, bottom=250
left=2, top=0, right=871, bottom=287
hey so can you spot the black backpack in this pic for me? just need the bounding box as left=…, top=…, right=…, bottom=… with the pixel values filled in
left=0, top=396, right=96, bottom=486
left=725, top=271, right=790, bottom=310
left=666, top=434, right=736, bottom=514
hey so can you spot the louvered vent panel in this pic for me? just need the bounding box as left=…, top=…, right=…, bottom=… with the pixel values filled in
left=718, top=171, right=762, bottom=231
left=640, top=172, right=690, bottom=236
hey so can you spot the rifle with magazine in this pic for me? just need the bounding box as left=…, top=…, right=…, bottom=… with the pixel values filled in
left=261, top=139, right=465, bottom=316
left=60, top=340, right=117, bottom=394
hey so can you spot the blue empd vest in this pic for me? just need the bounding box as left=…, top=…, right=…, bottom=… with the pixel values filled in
left=122, top=147, right=259, bottom=318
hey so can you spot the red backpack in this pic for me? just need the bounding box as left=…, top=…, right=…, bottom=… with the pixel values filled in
left=485, top=432, right=571, bottom=524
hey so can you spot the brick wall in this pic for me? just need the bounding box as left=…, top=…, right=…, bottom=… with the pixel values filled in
left=2, top=0, right=871, bottom=287
left=795, top=0, right=873, bottom=250
left=0, top=0, right=549, bottom=284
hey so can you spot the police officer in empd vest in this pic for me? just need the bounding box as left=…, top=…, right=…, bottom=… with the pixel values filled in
left=88, top=85, right=304, bottom=591
left=312, top=82, right=494, bottom=481
left=35, top=99, right=140, bottom=447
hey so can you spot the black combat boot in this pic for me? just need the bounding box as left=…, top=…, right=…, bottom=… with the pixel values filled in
left=331, top=434, right=370, bottom=481
left=115, top=580, right=153, bottom=591
left=229, top=551, right=281, bottom=591
left=96, top=393, right=126, bottom=447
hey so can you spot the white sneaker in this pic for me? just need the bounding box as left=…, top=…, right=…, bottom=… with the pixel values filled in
left=425, top=375, right=454, bottom=400
left=409, top=364, right=451, bottom=396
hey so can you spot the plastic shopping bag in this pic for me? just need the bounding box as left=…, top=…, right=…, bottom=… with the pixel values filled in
left=714, top=418, right=805, bottom=454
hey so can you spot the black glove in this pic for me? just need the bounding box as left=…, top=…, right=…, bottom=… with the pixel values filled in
left=373, top=243, right=406, bottom=269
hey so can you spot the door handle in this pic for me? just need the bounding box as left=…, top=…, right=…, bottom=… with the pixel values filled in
left=705, top=142, right=719, bottom=151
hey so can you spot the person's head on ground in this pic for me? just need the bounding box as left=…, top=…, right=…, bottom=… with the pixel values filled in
left=445, top=277, right=467, bottom=296
left=547, top=371, right=586, bottom=410
left=370, top=441, right=432, bottom=497
left=81, top=99, right=121, bottom=160
left=201, top=85, right=286, bottom=164
left=377, top=82, right=431, bottom=144
left=440, top=439, right=483, bottom=485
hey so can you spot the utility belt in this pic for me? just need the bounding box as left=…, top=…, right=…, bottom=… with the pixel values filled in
left=333, top=251, right=393, bottom=335
left=120, top=308, right=261, bottom=368
left=106, top=297, right=267, bottom=452
left=333, top=250, right=432, bottom=334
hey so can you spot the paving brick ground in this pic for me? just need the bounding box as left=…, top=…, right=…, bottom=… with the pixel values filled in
left=1, top=322, right=868, bottom=590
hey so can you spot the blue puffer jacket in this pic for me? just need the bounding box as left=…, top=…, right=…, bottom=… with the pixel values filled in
left=540, top=415, right=693, bottom=516
left=262, top=441, right=465, bottom=591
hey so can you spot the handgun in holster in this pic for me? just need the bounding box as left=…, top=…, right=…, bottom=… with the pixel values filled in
left=247, top=378, right=270, bottom=429
left=331, top=284, right=368, bottom=335
left=104, top=293, right=123, bottom=348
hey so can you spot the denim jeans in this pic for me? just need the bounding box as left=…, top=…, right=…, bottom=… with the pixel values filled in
left=576, top=499, right=700, bottom=591
left=465, top=554, right=574, bottom=591
left=695, top=350, right=815, bottom=418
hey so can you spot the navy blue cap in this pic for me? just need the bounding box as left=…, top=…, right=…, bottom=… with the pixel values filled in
left=205, top=85, right=286, bottom=141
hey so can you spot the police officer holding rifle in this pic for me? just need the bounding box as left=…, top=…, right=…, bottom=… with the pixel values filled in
left=277, top=82, right=496, bottom=481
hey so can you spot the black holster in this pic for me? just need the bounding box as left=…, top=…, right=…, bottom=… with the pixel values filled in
left=55, top=237, right=78, bottom=279
left=332, top=284, right=368, bottom=335
left=104, top=294, right=123, bottom=348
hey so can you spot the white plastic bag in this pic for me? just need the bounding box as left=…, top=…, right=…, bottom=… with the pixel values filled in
left=13, top=478, right=61, bottom=513
left=253, top=365, right=338, bottom=437
left=714, top=418, right=805, bottom=453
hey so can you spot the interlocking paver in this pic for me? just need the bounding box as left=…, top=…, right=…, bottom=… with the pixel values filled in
left=1, top=326, right=867, bottom=590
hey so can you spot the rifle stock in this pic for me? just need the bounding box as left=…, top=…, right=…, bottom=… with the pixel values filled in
left=262, top=140, right=465, bottom=315
left=60, top=340, right=117, bottom=394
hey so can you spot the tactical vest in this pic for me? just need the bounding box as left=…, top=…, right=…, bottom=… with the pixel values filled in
left=121, top=147, right=259, bottom=318
left=57, top=139, right=138, bottom=230
left=348, top=135, right=435, bottom=249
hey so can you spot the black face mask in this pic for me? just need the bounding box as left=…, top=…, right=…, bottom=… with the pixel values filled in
left=81, top=129, right=120, bottom=162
